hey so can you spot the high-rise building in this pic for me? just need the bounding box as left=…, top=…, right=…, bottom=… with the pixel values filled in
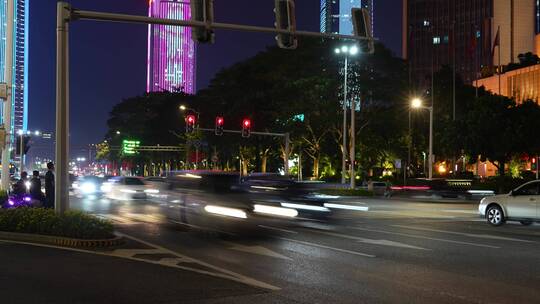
left=147, top=0, right=196, bottom=94
left=320, top=0, right=374, bottom=36
left=403, top=0, right=536, bottom=86
left=0, top=0, right=29, bottom=135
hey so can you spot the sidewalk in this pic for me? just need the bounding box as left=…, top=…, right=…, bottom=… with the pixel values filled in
left=0, top=240, right=266, bottom=304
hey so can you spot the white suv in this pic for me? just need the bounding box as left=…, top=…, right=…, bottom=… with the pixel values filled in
left=479, top=180, right=539, bottom=226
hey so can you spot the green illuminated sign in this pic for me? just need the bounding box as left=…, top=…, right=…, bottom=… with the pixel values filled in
left=122, top=140, right=140, bottom=155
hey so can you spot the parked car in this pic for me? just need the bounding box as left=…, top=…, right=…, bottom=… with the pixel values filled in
left=479, top=180, right=539, bottom=226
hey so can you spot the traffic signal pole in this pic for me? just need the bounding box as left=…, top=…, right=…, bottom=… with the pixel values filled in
left=55, top=2, right=369, bottom=213
left=56, top=2, right=70, bottom=214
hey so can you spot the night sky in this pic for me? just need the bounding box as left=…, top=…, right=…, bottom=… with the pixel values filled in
left=28, top=0, right=401, bottom=158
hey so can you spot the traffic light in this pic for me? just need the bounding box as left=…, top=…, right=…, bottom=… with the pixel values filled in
left=241, top=118, right=251, bottom=138
left=351, top=8, right=374, bottom=54
left=186, top=114, right=197, bottom=133
left=215, top=116, right=224, bottom=136
left=15, top=135, right=30, bottom=156
left=274, top=0, right=297, bottom=50
left=190, top=0, right=215, bottom=43
left=533, top=157, right=537, bottom=170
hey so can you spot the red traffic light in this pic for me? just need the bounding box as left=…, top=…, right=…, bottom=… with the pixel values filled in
left=187, top=115, right=196, bottom=124
left=216, top=116, right=224, bottom=125
left=243, top=119, right=251, bottom=127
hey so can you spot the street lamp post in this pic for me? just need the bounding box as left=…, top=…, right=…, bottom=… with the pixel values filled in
left=335, top=45, right=358, bottom=188
left=411, top=98, right=434, bottom=180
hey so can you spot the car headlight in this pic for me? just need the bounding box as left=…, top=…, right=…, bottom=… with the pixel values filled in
left=120, top=189, right=137, bottom=194
left=81, top=182, right=96, bottom=194
left=144, top=189, right=160, bottom=194
left=204, top=205, right=247, bottom=219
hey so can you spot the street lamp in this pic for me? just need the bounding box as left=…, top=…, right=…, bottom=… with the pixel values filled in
left=16, top=129, right=42, bottom=174
left=335, top=44, right=359, bottom=189
left=411, top=98, right=434, bottom=180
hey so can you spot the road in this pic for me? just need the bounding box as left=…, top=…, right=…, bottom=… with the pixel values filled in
left=63, top=195, right=540, bottom=303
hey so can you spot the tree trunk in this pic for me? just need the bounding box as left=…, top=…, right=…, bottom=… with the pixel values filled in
left=261, top=155, right=267, bottom=173
left=498, top=160, right=505, bottom=176
left=312, top=154, right=320, bottom=179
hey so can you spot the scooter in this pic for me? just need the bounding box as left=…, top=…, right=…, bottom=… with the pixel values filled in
left=1, top=193, right=34, bottom=209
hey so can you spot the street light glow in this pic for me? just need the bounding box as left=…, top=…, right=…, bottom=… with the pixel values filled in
left=411, top=98, right=423, bottom=108
left=116, top=130, right=121, bottom=135
left=179, top=105, right=187, bottom=111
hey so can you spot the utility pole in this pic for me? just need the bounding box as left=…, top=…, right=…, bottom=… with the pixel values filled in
left=350, top=95, right=356, bottom=189
left=1, top=0, right=14, bottom=190
left=342, top=55, right=348, bottom=184
left=55, top=2, right=70, bottom=213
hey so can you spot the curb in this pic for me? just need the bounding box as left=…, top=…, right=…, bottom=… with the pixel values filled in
left=0, top=231, right=124, bottom=248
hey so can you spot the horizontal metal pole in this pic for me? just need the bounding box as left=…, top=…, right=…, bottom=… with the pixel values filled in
left=198, top=128, right=286, bottom=137
left=72, top=9, right=366, bottom=41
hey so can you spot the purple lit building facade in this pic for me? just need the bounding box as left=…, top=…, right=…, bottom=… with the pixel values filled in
left=147, top=0, right=196, bottom=94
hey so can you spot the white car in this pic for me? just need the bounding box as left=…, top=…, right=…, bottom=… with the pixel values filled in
left=479, top=180, right=540, bottom=226
left=102, top=177, right=148, bottom=200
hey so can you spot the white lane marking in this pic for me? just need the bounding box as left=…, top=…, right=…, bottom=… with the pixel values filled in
left=0, top=234, right=280, bottom=291
left=115, top=232, right=280, bottom=290
left=309, top=230, right=430, bottom=251
left=368, top=210, right=457, bottom=219
left=258, top=225, right=298, bottom=234
left=393, top=225, right=537, bottom=243
left=441, top=209, right=477, bottom=214
left=352, top=227, right=500, bottom=249
left=225, top=242, right=292, bottom=261
left=110, top=248, right=177, bottom=258
left=276, top=237, right=375, bottom=258
left=96, top=214, right=135, bottom=224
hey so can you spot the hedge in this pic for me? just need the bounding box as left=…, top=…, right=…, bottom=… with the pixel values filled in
left=0, top=208, right=114, bottom=239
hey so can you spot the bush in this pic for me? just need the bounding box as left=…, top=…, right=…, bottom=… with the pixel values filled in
left=318, top=188, right=374, bottom=197
left=0, top=208, right=114, bottom=239
left=0, top=190, right=7, bottom=204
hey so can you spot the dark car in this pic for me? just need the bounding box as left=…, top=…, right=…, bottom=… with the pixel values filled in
left=163, top=171, right=332, bottom=234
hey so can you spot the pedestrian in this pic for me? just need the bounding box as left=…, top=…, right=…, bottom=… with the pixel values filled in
left=29, top=170, right=43, bottom=205
left=12, top=171, right=28, bottom=195
left=45, top=162, right=55, bottom=209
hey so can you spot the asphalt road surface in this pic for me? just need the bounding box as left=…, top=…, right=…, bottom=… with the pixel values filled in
left=64, top=195, right=540, bottom=304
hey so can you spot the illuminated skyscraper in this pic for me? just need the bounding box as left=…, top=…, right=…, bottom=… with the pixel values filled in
left=147, top=0, right=196, bottom=94
left=320, top=0, right=373, bottom=35
left=0, top=0, right=29, bottom=134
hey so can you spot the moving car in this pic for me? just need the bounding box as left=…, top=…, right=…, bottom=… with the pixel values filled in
left=72, top=176, right=105, bottom=197
left=479, top=180, right=540, bottom=226
left=162, top=171, right=332, bottom=234
left=102, top=176, right=148, bottom=200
